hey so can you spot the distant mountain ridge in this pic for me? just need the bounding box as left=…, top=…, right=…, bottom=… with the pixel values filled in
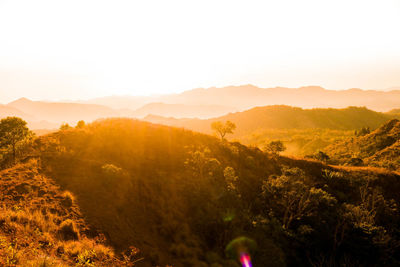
left=82, top=85, right=400, bottom=112
left=131, top=102, right=237, bottom=119
left=3, top=85, right=400, bottom=130
left=1, top=98, right=237, bottom=129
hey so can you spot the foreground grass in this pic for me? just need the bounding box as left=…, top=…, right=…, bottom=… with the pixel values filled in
left=0, top=160, right=136, bottom=266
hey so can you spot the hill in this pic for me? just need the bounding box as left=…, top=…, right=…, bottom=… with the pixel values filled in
left=18, top=118, right=400, bottom=266
left=7, top=98, right=122, bottom=125
left=83, top=85, right=400, bottom=112
left=145, top=106, right=397, bottom=137
left=325, top=119, right=400, bottom=171
left=0, top=160, right=127, bottom=266
left=131, top=102, right=236, bottom=119
left=0, top=104, right=33, bottom=120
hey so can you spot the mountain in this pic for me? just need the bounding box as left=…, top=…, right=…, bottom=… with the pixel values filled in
left=325, top=119, right=400, bottom=171
left=83, top=85, right=400, bottom=112
left=0, top=103, right=60, bottom=129
left=144, top=106, right=398, bottom=137
left=11, top=118, right=397, bottom=266
left=0, top=103, right=34, bottom=120
left=387, top=108, right=400, bottom=115
left=7, top=97, right=123, bottom=125
left=4, top=98, right=235, bottom=128
left=131, top=102, right=237, bottom=119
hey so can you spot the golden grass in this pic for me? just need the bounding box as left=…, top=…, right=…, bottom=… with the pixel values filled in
left=0, top=161, right=122, bottom=266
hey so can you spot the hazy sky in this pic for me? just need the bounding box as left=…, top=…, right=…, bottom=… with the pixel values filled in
left=0, top=0, right=400, bottom=102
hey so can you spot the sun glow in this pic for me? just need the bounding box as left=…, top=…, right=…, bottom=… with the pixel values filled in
left=0, top=0, right=399, bottom=102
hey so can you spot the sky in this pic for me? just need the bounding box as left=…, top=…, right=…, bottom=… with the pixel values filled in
left=0, top=0, right=400, bottom=102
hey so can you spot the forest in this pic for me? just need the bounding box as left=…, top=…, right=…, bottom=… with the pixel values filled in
left=1, top=116, right=400, bottom=266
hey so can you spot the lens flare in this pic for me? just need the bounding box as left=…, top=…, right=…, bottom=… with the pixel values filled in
left=240, top=252, right=252, bottom=267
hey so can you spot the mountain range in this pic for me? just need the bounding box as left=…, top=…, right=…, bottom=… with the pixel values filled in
left=2, top=85, right=400, bottom=130
left=82, top=85, right=400, bottom=112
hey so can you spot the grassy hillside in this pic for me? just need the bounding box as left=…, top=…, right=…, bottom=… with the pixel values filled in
left=0, top=160, right=128, bottom=266
left=146, top=106, right=397, bottom=136
left=325, top=119, right=400, bottom=171
left=23, top=118, right=400, bottom=266
left=145, top=106, right=398, bottom=156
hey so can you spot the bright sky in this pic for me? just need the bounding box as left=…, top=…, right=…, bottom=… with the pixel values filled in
left=0, top=0, right=399, bottom=102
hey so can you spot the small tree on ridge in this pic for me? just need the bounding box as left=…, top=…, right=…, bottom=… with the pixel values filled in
left=0, top=116, right=30, bottom=163
left=211, top=121, right=236, bottom=140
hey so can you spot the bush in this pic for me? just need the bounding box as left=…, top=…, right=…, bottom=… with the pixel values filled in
left=57, top=219, right=80, bottom=241
left=60, top=191, right=74, bottom=208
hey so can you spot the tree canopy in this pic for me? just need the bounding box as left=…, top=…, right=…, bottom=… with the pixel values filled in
left=264, top=140, right=286, bottom=155
left=211, top=120, right=236, bottom=140
left=0, top=117, right=30, bottom=162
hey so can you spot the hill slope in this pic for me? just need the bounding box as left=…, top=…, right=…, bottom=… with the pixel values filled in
left=145, top=106, right=397, bottom=137
left=326, top=119, right=400, bottom=171
left=27, top=118, right=400, bottom=266
left=131, top=102, right=236, bottom=119
left=0, top=160, right=125, bottom=266
left=7, top=98, right=123, bottom=125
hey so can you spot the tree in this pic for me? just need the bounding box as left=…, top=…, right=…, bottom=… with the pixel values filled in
left=262, top=167, right=336, bottom=229
left=315, top=151, right=330, bottom=163
left=76, top=120, right=85, bottom=129
left=264, top=140, right=286, bottom=155
left=60, top=123, right=72, bottom=130
left=0, top=117, right=30, bottom=163
left=355, top=126, right=370, bottom=137
left=224, top=166, right=239, bottom=193
left=184, top=147, right=220, bottom=179
left=211, top=121, right=236, bottom=140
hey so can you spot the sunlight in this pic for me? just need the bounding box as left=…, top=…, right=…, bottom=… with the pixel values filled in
left=0, top=0, right=399, bottom=101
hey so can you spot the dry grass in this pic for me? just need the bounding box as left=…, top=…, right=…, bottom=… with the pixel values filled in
left=0, top=160, right=125, bottom=266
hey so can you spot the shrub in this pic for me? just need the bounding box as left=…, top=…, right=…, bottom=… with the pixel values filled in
left=60, top=191, right=74, bottom=208
left=57, top=220, right=80, bottom=241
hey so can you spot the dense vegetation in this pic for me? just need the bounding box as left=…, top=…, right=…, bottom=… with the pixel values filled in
left=146, top=106, right=398, bottom=135
left=146, top=106, right=399, bottom=156
left=240, top=128, right=354, bottom=156
left=325, top=119, right=400, bottom=171
left=0, top=118, right=393, bottom=266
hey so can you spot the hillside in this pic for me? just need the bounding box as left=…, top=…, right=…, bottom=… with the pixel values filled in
left=131, top=102, right=236, bottom=119
left=145, top=106, right=397, bottom=136
left=18, top=118, right=400, bottom=266
left=0, top=160, right=126, bottom=266
left=83, top=85, right=400, bottom=112
left=7, top=98, right=122, bottom=125
left=325, top=119, right=400, bottom=171
left=0, top=104, right=33, bottom=120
